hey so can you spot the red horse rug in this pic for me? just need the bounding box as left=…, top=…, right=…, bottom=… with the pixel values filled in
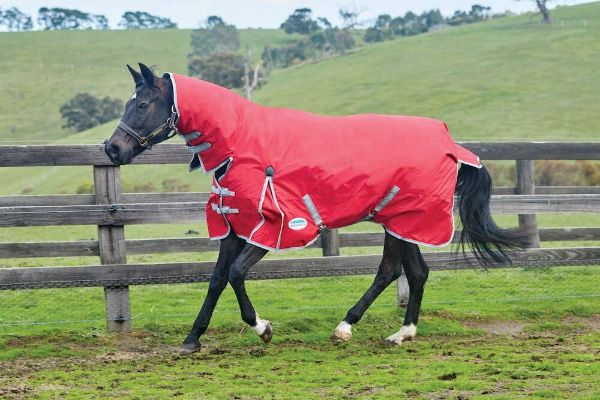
left=169, top=73, right=482, bottom=251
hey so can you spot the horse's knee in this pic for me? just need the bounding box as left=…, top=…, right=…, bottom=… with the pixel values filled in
left=228, top=265, right=244, bottom=287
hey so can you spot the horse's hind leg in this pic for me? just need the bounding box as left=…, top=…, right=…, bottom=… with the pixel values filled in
left=331, top=231, right=403, bottom=342
left=228, top=244, right=271, bottom=342
left=385, top=242, right=429, bottom=345
left=181, top=232, right=245, bottom=354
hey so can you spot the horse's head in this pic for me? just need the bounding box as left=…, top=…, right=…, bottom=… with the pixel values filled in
left=104, top=63, right=177, bottom=165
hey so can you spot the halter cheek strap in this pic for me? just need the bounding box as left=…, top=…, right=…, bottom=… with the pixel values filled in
left=117, top=105, right=179, bottom=150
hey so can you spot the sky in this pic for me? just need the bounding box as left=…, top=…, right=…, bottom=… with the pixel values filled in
left=0, top=0, right=592, bottom=29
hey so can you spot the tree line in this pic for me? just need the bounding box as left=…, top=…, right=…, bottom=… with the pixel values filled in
left=363, top=5, right=512, bottom=43
left=0, top=7, right=177, bottom=31
left=186, top=9, right=358, bottom=100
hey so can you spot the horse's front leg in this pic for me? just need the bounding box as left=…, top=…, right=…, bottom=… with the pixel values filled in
left=181, top=231, right=245, bottom=354
left=227, top=244, right=271, bottom=342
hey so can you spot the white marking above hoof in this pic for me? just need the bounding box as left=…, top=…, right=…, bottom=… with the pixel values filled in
left=253, top=315, right=271, bottom=339
left=385, top=324, right=417, bottom=345
left=331, top=321, right=352, bottom=343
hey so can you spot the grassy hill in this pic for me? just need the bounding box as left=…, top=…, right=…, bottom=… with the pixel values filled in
left=0, top=3, right=598, bottom=196
left=255, top=2, right=600, bottom=141
left=0, top=28, right=298, bottom=143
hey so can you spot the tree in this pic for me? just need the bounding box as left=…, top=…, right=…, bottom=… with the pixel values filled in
left=93, top=14, right=109, bottom=30
left=60, top=93, right=122, bottom=132
left=447, top=5, right=490, bottom=26
left=402, top=11, right=427, bottom=35
left=447, top=10, right=469, bottom=26
left=364, top=27, right=384, bottom=43
left=364, top=14, right=394, bottom=43
left=521, top=0, right=552, bottom=23
left=338, top=6, right=365, bottom=29
left=187, top=17, right=258, bottom=93
left=280, top=8, right=320, bottom=35
left=421, top=9, right=445, bottom=28
left=188, top=52, right=246, bottom=89
left=0, top=7, right=33, bottom=31
left=470, top=4, right=491, bottom=20
left=389, top=16, right=405, bottom=35
left=243, top=49, right=267, bottom=100
left=190, top=17, right=239, bottom=57
left=119, top=11, right=177, bottom=29
left=322, top=28, right=355, bottom=54
left=37, top=7, right=108, bottom=30
left=206, top=15, right=224, bottom=27
left=317, top=17, right=332, bottom=29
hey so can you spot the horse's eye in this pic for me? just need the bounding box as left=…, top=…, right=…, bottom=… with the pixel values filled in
left=139, top=102, right=149, bottom=109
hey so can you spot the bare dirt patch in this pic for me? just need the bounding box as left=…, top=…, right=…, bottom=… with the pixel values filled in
left=563, top=314, right=600, bottom=330
left=0, top=383, right=32, bottom=400
left=464, top=320, right=526, bottom=336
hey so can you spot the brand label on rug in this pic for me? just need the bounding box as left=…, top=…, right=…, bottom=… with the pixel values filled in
left=288, top=217, right=308, bottom=230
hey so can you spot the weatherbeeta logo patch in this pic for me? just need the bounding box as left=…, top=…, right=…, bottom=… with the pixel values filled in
left=288, top=217, right=308, bottom=230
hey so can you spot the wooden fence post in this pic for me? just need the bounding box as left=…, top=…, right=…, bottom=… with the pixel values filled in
left=94, top=165, right=131, bottom=333
left=516, top=160, right=540, bottom=248
left=321, top=229, right=340, bottom=257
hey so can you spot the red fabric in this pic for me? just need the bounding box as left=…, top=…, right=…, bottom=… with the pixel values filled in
left=171, top=73, right=481, bottom=250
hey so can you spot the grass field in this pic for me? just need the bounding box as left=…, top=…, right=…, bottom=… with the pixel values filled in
left=1, top=267, right=599, bottom=398
left=0, top=28, right=299, bottom=143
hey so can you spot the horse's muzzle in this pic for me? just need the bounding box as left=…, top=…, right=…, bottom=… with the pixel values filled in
left=103, top=139, right=132, bottom=165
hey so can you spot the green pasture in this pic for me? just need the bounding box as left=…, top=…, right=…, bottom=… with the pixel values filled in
left=1, top=267, right=599, bottom=399
left=0, top=28, right=298, bottom=143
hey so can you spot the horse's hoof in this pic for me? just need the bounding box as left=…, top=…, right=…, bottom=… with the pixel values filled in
left=180, top=339, right=201, bottom=355
left=259, top=321, right=273, bottom=343
left=384, top=324, right=417, bottom=346
left=330, top=330, right=352, bottom=343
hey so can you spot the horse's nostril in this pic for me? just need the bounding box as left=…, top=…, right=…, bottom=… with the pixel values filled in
left=106, top=143, right=120, bottom=158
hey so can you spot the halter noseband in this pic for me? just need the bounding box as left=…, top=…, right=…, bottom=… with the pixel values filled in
left=117, top=105, right=179, bottom=150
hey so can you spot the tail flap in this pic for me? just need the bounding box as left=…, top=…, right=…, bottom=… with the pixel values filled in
left=456, top=144, right=482, bottom=169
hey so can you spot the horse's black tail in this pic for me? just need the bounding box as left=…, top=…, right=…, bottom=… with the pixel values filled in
left=455, top=164, right=526, bottom=266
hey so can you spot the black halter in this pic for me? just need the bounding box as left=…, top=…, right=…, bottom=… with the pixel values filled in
left=117, top=105, right=179, bottom=150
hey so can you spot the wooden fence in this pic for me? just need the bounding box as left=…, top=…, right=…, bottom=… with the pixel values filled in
left=1, top=142, right=600, bottom=332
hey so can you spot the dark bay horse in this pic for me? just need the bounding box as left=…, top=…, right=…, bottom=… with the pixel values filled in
left=104, top=63, right=522, bottom=354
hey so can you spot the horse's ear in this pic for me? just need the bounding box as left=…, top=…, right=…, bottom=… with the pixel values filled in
left=127, top=64, right=143, bottom=86
left=139, top=63, right=155, bottom=87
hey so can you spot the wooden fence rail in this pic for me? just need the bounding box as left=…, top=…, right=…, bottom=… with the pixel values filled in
left=1, top=142, right=600, bottom=332
left=1, top=194, right=599, bottom=227
left=2, top=247, right=600, bottom=290
left=1, top=227, right=600, bottom=259
left=2, top=142, right=600, bottom=167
